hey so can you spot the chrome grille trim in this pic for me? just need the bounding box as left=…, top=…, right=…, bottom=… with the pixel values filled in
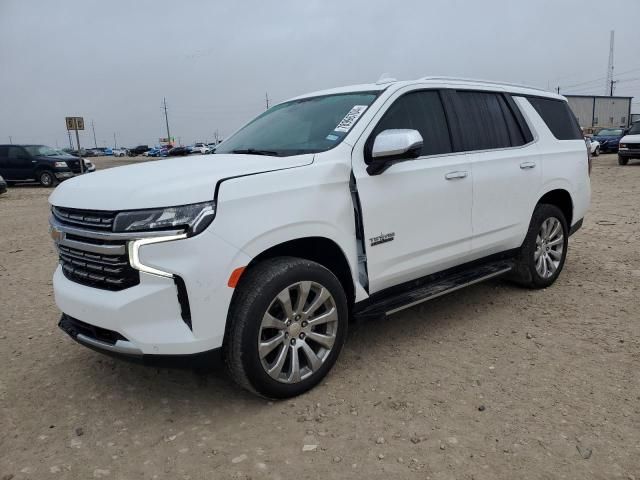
left=52, top=206, right=114, bottom=230
left=49, top=215, right=184, bottom=240
left=58, top=236, right=126, bottom=256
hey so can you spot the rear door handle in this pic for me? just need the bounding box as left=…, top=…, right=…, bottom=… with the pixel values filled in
left=445, top=171, right=468, bottom=180
left=520, top=161, right=536, bottom=170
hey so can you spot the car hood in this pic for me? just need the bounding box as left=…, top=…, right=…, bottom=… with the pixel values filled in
left=49, top=153, right=313, bottom=210
left=620, top=134, right=640, bottom=143
left=592, top=135, right=622, bottom=142
left=35, top=153, right=81, bottom=161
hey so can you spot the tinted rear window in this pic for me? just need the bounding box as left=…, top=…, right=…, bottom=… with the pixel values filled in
left=453, top=91, right=524, bottom=151
left=526, top=97, right=582, bottom=140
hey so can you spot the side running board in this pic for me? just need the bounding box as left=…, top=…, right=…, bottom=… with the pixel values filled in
left=354, top=260, right=513, bottom=319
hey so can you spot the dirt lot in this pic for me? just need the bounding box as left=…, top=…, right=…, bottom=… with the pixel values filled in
left=1, top=154, right=639, bottom=479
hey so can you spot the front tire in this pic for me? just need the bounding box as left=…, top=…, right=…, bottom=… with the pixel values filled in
left=593, top=146, right=600, bottom=156
left=225, top=257, right=348, bottom=398
left=618, top=156, right=628, bottom=165
left=510, top=204, right=568, bottom=289
left=38, top=170, right=57, bottom=187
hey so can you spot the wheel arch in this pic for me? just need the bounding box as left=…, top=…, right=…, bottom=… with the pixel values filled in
left=537, top=188, right=573, bottom=227
left=243, top=236, right=355, bottom=308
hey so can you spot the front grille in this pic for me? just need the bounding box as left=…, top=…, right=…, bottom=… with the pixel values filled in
left=58, top=244, right=139, bottom=291
left=59, top=314, right=128, bottom=345
left=53, top=206, right=115, bottom=230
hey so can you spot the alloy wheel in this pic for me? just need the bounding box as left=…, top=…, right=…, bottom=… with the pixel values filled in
left=534, top=217, right=564, bottom=279
left=258, top=281, right=338, bottom=384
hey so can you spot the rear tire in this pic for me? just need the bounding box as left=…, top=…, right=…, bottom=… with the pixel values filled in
left=38, top=170, right=57, bottom=187
left=509, top=204, right=568, bottom=289
left=618, top=156, right=628, bottom=165
left=224, top=257, right=348, bottom=398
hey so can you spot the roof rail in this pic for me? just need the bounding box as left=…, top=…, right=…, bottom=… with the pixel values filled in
left=419, top=76, right=548, bottom=93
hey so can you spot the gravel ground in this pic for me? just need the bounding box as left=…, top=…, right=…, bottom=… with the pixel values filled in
left=1, top=154, right=639, bottom=479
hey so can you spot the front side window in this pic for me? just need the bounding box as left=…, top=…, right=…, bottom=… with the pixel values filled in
left=24, top=145, right=63, bottom=156
left=216, top=92, right=379, bottom=157
left=368, top=90, right=452, bottom=159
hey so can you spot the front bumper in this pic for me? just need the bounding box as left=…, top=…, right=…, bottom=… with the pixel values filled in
left=58, top=313, right=222, bottom=367
left=54, top=171, right=75, bottom=179
left=53, top=227, right=251, bottom=356
left=618, top=148, right=640, bottom=158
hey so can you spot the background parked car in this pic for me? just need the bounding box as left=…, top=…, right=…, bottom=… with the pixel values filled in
left=586, top=138, right=600, bottom=156
left=143, top=146, right=169, bottom=157
left=0, top=173, right=6, bottom=195
left=190, top=142, right=211, bottom=154
left=168, top=146, right=191, bottom=156
left=127, top=145, right=150, bottom=156
left=618, top=121, right=640, bottom=166
left=591, top=128, right=626, bottom=153
left=68, top=148, right=96, bottom=157
left=0, top=144, right=94, bottom=187
left=112, top=148, right=128, bottom=157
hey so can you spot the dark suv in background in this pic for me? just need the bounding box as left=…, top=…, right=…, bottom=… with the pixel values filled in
left=0, top=145, right=95, bottom=187
left=127, top=145, right=150, bottom=156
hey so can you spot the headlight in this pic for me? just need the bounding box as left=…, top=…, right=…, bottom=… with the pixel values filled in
left=619, top=143, right=628, bottom=149
left=113, top=201, right=215, bottom=235
left=54, top=161, right=68, bottom=168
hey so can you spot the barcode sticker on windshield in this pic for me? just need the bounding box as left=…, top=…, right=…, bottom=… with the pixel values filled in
left=334, top=105, right=368, bottom=133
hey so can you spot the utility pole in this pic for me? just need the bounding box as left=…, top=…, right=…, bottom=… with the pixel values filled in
left=163, top=97, right=172, bottom=144
left=610, top=80, right=616, bottom=97
left=265, top=92, right=269, bottom=110
left=91, top=120, right=97, bottom=148
left=606, top=30, right=615, bottom=96
left=8, top=136, right=12, bottom=144
left=556, top=86, right=560, bottom=94
left=113, top=132, right=117, bottom=149
left=67, top=130, right=73, bottom=149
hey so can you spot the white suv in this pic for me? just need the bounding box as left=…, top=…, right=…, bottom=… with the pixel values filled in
left=49, top=77, right=590, bottom=398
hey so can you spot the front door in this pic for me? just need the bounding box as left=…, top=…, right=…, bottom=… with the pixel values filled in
left=352, top=88, right=473, bottom=293
left=7, top=146, right=34, bottom=180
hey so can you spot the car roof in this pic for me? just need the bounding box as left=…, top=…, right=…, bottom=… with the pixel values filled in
left=284, top=76, right=564, bottom=103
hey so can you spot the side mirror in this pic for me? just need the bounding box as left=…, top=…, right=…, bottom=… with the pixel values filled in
left=368, top=129, right=423, bottom=175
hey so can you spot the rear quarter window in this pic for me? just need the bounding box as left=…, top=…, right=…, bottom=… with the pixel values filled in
left=526, top=97, right=583, bottom=140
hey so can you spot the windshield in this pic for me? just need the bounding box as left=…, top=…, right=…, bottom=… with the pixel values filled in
left=215, top=92, right=379, bottom=157
left=24, top=145, right=65, bottom=156
left=596, top=128, right=623, bottom=136
left=627, top=123, right=640, bottom=135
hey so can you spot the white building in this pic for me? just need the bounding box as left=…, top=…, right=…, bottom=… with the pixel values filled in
left=566, top=95, right=632, bottom=130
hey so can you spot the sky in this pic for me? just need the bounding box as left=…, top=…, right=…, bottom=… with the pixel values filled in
left=1, top=0, right=639, bottom=148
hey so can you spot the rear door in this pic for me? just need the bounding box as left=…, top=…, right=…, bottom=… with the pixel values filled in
left=447, top=90, right=540, bottom=257
left=352, top=88, right=473, bottom=293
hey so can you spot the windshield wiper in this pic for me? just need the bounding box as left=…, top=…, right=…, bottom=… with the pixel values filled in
left=230, top=148, right=280, bottom=157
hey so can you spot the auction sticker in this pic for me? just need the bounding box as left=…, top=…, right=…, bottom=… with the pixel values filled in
left=334, top=105, right=368, bottom=133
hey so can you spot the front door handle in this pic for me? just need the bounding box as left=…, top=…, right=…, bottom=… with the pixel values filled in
left=445, top=171, right=468, bottom=180
left=520, top=161, right=536, bottom=170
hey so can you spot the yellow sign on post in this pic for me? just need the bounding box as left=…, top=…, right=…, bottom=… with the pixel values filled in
left=65, top=116, right=85, bottom=173
left=65, top=117, right=84, bottom=130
